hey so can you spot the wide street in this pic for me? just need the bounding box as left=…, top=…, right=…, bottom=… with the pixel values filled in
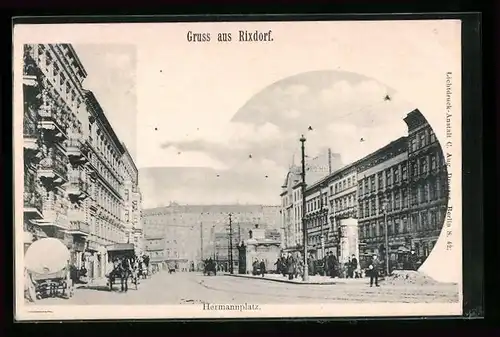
left=33, top=271, right=459, bottom=305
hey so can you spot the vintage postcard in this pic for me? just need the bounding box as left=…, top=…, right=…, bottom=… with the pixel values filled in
left=13, top=18, right=463, bottom=320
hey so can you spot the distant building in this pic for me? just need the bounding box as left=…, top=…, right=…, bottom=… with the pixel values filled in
left=142, top=204, right=281, bottom=270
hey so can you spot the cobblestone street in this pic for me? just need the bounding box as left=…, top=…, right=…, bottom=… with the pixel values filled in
left=31, top=271, right=459, bottom=305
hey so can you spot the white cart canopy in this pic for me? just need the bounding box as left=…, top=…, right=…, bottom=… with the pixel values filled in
left=25, top=238, right=70, bottom=275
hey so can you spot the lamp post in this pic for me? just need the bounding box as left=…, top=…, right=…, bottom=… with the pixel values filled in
left=228, top=213, right=234, bottom=274
left=382, top=200, right=390, bottom=276
left=300, top=135, right=309, bottom=281
left=212, top=225, right=216, bottom=260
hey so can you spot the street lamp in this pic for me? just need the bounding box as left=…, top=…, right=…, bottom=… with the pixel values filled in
left=300, top=135, right=309, bottom=282
left=382, top=199, right=390, bottom=276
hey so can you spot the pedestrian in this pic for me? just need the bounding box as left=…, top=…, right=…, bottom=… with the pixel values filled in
left=286, top=253, right=295, bottom=280
left=260, top=259, right=266, bottom=277
left=350, top=254, right=359, bottom=278
left=323, top=253, right=330, bottom=276
left=328, top=252, right=336, bottom=278
left=368, top=254, right=381, bottom=287
left=308, top=254, right=315, bottom=276
left=346, top=257, right=352, bottom=278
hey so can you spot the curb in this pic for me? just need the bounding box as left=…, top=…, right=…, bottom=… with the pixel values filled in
left=224, top=273, right=339, bottom=285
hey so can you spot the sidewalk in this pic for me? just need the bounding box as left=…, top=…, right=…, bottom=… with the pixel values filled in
left=224, top=273, right=368, bottom=285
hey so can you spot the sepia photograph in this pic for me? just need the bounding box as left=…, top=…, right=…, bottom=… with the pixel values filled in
left=13, top=18, right=463, bottom=320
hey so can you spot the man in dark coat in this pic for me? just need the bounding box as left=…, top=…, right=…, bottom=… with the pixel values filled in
left=369, top=254, right=381, bottom=287
left=328, top=252, right=336, bottom=278
left=286, top=253, right=295, bottom=280
left=308, top=255, right=315, bottom=276
left=323, top=254, right=330, bottom=276
left=259, top=259, right=266, bottom=277
left=350, top=254, right=359, bottom=278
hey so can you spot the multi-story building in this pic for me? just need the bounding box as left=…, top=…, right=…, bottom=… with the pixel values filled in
left=280, top=149, right=342, bottom=253
left=280, top=166, right=303, bottom=251
left=120, top=144, right=143, bottom=254
left=404, top=109, right=448, bottom=259
left=356, top=137, right=409, bottom=264
left=142, top=204, right=281, bottom=271
left=303, top=161, right=358, bottom=260
left=21, top=43, right=142, bottom=280
left=22, top=44, right=92, bottom=265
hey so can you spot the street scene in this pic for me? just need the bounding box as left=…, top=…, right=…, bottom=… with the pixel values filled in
left=20, top=41, right=459, bottom=309
left=33, top=271, right=459, bottom=305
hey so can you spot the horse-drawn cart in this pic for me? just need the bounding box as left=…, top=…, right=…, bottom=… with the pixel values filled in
left=24, top=238, right=73, bottom=302
left=106, top=243, right=138, bottom=291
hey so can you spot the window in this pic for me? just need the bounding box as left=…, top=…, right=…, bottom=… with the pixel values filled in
left=412, top=162, right=418, bottom=177
left=419, top=132, right=427, bottom=148
left=394, top=218, right=400, bottom=235
left=347, top=177, right=351, bottom=186
left=378, top=173, right=384, bottom=190
left=402, top=165, right=407, bottom=180
left=411, top=137, right=417, bottom=152
left=421, top=158, right=428, bottom=175
left=364, top=180, right=368, bottom=194
left=358, top=183, right=363, bottom=196
left=370, top=176, right=375, bottom=192
left=386, top=170, right=392, bottom=187
left=431, top=155, right=437, bottom=171
left=411, top=189, right=418, bottom=206
left=395, top=193, right=401, bottom=209
left=402, top=190, right=408, bottom=208
left=423, top=183, right=429, bottom=203
left=370, top=199, right=376, bottom=216
left=343, top=181, right=346, bottom=189
left=430, top=130, right=436, bottom=143
left=394, top=167, right=400, bottom=183
left=330, top=186, right=333, bottom=194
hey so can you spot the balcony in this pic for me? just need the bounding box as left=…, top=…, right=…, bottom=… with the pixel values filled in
left=23, top=191, right=43, bottom=219
left=37, top=100, right=68, bottom=140
left=67, top=221, right=90, bottom=237
left=35, top=210, right=70, bottom=231
left=66, top=138, right=89, bottom=166
left=23, top=119, right=39, bottom=151
left=37, top=153, right=68, bottom=185
left=23, top=50, right=41, bottom=87
left=66, top=177, right=91, bottom=202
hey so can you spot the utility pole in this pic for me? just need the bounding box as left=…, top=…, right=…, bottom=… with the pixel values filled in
left=228, top=213, right=234, bottom=274
left=300, top=135, right=309, bottom=281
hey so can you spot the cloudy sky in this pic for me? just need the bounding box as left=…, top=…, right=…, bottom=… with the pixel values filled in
left=72, top=44, right=415, bottom=208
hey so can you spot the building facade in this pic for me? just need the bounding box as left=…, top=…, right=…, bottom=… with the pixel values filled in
left=404, top=109, right=448, bottom=259
left=22, top=43, right=92, bottom=266
left=280, top=166, right=304, bottom=251
left=356, top=137, right=409, bottom=265
left=120, top=144, right=144, bottom=254
left=22, top=43, right=142, bottom=280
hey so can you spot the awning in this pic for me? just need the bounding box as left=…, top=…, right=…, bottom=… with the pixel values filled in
left=106, top=243, right=135, bottom=252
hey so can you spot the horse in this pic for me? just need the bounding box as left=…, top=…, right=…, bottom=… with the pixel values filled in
left=108, top=258, right=133, bottom=292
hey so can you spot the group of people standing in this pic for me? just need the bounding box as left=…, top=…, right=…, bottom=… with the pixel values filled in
left=275, top=252, right=304, bottom=280
left=275, top=251, right=364, bottom=280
